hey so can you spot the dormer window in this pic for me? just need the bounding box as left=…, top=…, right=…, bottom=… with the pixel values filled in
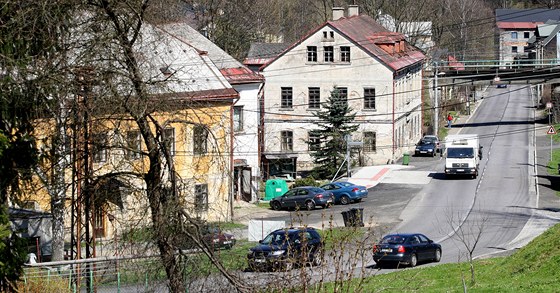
left=322, top=30, right=334, bottom=41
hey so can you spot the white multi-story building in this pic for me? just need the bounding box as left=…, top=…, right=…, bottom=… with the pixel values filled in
left=259, top=6, right=425, bottom=178
left=162, top=23, right=264, bottom=202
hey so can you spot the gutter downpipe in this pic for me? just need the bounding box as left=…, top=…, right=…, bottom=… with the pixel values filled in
left=392, top=76, right=396, bottom=162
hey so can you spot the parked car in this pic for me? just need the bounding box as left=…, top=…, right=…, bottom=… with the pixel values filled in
left=421, top=135, right=441, bottom=152
left=269, top=186, right=334, bottom=211
left=181, top=225, right=236, bottom=250
left=372, top=233, right=442, bottom=267
left=497, top=84, right=507, bottom=88
left=415, top=139, right=437, bottom=157
left=320, top=181, right=368, bottom=205
left=247, top=227, right=323, bottom=271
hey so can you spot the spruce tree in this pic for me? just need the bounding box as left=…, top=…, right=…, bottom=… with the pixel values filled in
left=308, top=88, right=358, bottom=180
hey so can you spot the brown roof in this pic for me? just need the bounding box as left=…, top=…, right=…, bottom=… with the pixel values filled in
left=261, top=14, right=424, bottom=72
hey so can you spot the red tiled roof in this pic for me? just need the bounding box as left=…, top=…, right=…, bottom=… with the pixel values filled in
left=261, top=14, right=424, bottom=72
left=497, top=21, right=542, bottom=29
left=329, top=15, right=424, bottom=71
left=220, top=67, right=264, bottom=84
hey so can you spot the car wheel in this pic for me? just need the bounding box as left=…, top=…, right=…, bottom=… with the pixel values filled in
left=271, top=201, right=282, bottom=211
left=340, top=195, right=350, bottom=205
left=305, top=200, right=315, bottom=211
left=434, top=249, right=442, bottom=262
left=409, top=254, right=418, bottom=267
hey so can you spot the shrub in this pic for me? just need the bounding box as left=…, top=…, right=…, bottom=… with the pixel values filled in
left=292, top=177, right=319, bottom=188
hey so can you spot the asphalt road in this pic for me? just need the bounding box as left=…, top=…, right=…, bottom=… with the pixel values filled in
left=181, top=85, right=550, bottom=292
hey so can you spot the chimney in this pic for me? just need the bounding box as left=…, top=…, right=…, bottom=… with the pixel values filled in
left=348, top=5, right=359, bottom=16
left=333, top=7, right=344, bottom=20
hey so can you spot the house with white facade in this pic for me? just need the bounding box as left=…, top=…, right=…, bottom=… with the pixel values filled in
left=259, top=6, right=425, bottom=178
left=377, top=13, right=434, bottom=53
left=161, top=23, right=264, bottom=202
left=496, top=9, right=560, bottom=65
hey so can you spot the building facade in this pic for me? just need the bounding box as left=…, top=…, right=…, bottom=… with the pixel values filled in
left=259, top=6, right=425, bottom=178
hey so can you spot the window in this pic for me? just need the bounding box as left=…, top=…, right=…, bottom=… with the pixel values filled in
left=340, top=46, right=351, bottom=62
left=94, top=205, right=105, bottom=237
left=233, top=106, right=243, bottom=132
left=334, top=87, right=347, bottom=106
left=162, top=128, right=175, bottom=156
left=524, top=31, right=530, bottom=38
left=323, top=31, right=327, bottom=39
left=324, top=46, right=334, bottom=62
left=512, top=46, right=518, bottom=53
left=308, top=87, right=320, bottom=109
left=307, top=46, right=317, bottom=62
left=126, top=130, right=141, bottom=159
left=330, top=31, right=334, bottom=39
left=194, top=183, right=208, bottom=212
left=93, top=133, right=107, bottom=163
left=281, top=87, right=293, bottom=109
left=364, top=88, right=376, bottom=109
left=193, top=125, right=208, bottom=155
left=308, top=131, right=320, bottom=151
left=511, top=32, right=518, bottom=39
left=363, top=132, right=376, bottom=152
left=281, top=131, right=293, bottom=151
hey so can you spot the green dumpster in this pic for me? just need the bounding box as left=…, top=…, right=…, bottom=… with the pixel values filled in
left=402, top=153, right=410, bottom=165
left=264, top=179, right=288, bottom=201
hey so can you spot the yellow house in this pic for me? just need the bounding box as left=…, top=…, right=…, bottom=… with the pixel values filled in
left=22, top=23, right=238, bottom=248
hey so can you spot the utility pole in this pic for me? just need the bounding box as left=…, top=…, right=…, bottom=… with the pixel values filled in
left=434, top=62, right=439, bottom=136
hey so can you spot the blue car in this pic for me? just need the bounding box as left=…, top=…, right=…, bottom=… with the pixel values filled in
left=320, top=181, right=368, bottom=205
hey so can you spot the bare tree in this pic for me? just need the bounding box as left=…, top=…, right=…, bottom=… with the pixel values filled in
left=442, top=206, right=489, bottom=286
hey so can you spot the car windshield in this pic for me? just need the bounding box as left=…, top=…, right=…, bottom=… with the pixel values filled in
left=380, top=235, right=406, bottom=244
left=447, top=147, right=474, bottom=158
left=423, top=136, right=437, bottom=143
left=419, top=140, right=433, bottom=146
left=261, top=232, right=290, bottom=245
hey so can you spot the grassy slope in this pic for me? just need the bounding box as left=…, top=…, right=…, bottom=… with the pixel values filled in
left=339, top=223, right=560, bottom=292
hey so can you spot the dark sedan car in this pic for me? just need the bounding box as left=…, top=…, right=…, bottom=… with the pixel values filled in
left=181, top=225, right=236, bottom=250
left=320, top=181, right=368, bottom=205
left=372, top=233, right=442, bottom=267
left=415, top=139, right=437, bottom=157
left=247, top=227, right=323, bottom=271
left=269, top=186, right=334, bottom=211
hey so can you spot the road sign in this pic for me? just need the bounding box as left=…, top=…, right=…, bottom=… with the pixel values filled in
left=547, top=125, right=557, bottom=135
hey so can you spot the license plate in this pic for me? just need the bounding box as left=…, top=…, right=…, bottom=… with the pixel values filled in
left=420, top=151, right=427, bottom=153
left=381, top=248, right=392, bottom=253
left=223, top=241, right=232, bottom=244
left=255, top=258, right=265, bottom=263
left=457, top=169, right=464, bottom=172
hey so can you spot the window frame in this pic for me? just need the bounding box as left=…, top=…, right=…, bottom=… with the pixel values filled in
left=307, top=46, right=317, bottom=62
left=340, top=46, right=351, bottom=62
left=281, top=130, right=293, bottom=152
left=511, top=31, right=518, bottom=39
left=125, top=130, right=141, bottom=159
left=363, top=131, right=377, bottom=152
left=523, top=31, right=530, bottom=38
left=194, top=183, right=209, bottom=212
left=512, top=46, right=518, bottom=53
left=281, top=87, right=293, bottom=109
left=308, top=131, right=321, bottom=151
left=233, top=106, right=244, bottom=132
left=324, top=46, right=334, bottom=62
left=163, top=128, right=175, bottom=156
left=308, top=87, right=320, bottom=109
left=193, top=125, right=208, bottom=155
left=364, top=88, right=376, bottom=110
left=92, top=133, right=107, bottom=163
left=334, top=87, right=348, bottom=106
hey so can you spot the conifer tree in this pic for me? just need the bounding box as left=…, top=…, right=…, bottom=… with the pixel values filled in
left=308, top=88, right=358, bottom=179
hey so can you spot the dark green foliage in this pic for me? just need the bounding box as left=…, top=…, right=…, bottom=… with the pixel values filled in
left=308, top=88, right=358, bottom=180
left=0, top=206, right=28, bottom=291
left=292, top=177, right=319, bottom=188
